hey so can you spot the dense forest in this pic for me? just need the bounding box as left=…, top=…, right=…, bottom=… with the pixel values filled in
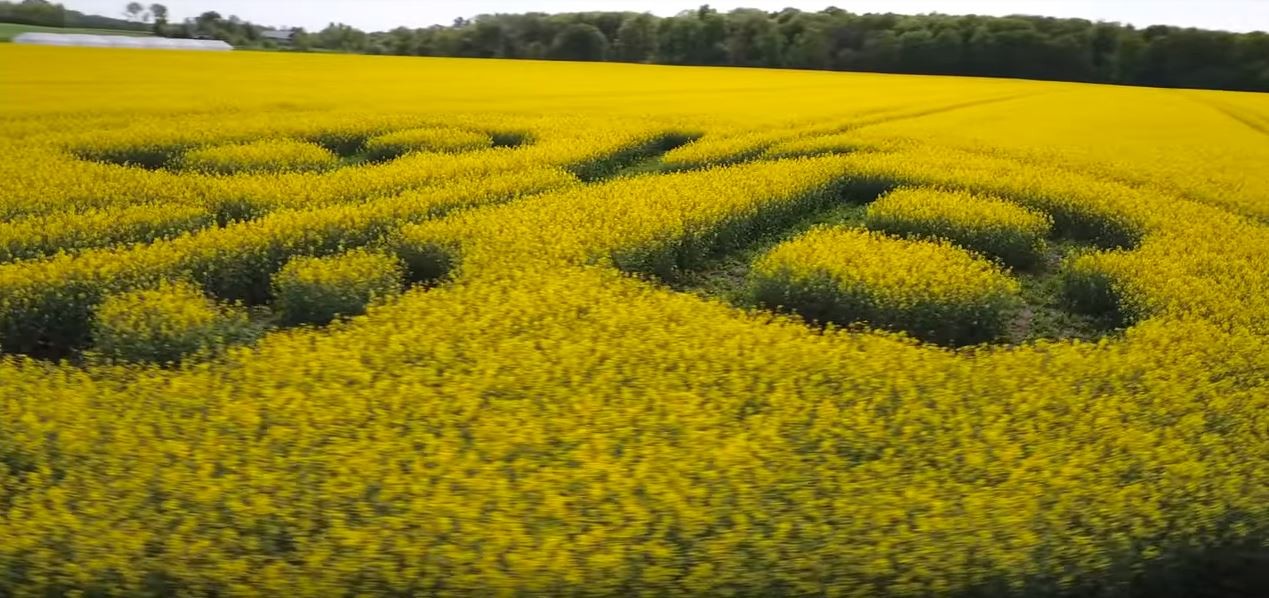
left=383, top=8, right=1269, bottom=91
left=5, top=0, right=1268, bottom=92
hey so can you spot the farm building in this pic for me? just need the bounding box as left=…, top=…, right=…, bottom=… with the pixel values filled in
left=12, top=33, right=232, bottom=51
left=260, top=29, right=297, bottom=47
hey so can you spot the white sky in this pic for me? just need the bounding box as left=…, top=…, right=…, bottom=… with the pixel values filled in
left=62, top=1, right=1269, bottom=33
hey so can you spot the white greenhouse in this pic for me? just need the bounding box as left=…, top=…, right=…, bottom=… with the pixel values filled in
left=12, top=33, right=233, bottom=51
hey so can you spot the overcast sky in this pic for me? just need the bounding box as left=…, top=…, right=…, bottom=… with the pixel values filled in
left=62, top=1, right=1269, bottom=33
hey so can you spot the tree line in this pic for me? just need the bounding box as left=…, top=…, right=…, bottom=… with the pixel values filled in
left=370, top=7, right=1269, bottom=92
left=4, top=1, right=1267, bottom=92
left=1, top=1, right=261, bottom=44
left=0, top=0, right=150, bottom=31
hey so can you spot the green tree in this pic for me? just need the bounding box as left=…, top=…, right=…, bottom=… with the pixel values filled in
left=316, top=22, right=368, bottom=52
left=291, top=27, right=314, bottom=51
left=385, top=26, right=416, bottom=56
left=193, top=10, right=222, bottom=36
left=785, top=22, right=832, bottom=70
left=860, top=30, right=899, bottom=71
left=615, top=13, right=658, bottom=62
left=696, top=6, right=728, bottom=64
left=655, top=15, right=704, bottom=65
left=149, top=3, right=167, bottom=34
left=470, top=18, right=510, bottom=58
left=897, top=29, right=937, bottom=72
left=123, top=1, right=144, bottom=22
left=0, top=0, right=66, bottom=26
left=1089, top=22, right=1121, bottom=81
left=549, top=23, right=609, bottom=61
left=725, top=9, right=782, bottom=67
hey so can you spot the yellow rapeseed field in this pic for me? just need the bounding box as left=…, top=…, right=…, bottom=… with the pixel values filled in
left=1, top=45, right=1267, bottom=596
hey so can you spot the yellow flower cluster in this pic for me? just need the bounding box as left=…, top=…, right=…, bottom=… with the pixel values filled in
left=273, top=249, right=404, bottom=325
left=362, top=127, right=495, bottom=162
left=0, top=45, right=1266, bottom=596
left=90, top=280, right=249, bottom=364
left=752, top=226, right=1021, bottom=344
left=865, top=187, right=1054, bottom=268
left=0, top=203, right=214, bottom=264
left=180, top=139, right=342, bottom=174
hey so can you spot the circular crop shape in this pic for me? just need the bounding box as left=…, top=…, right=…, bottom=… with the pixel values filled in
left=363, top=127, right=494, bottom=161
left=179, top=139, right=341, bottom=174
left=751, top=227, right=1022, bottom=345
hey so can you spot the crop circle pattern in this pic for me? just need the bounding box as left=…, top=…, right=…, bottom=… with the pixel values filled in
left=1, top=48, right=1267, bottom=597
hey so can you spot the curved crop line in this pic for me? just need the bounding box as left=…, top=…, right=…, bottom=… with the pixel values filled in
left=892, top=132, right=1269, bottom=226
left=1185, top=93, right=1269, bottom=138
left=661, top=92, right=1040, bottom=171
left=845, top=91, right=1043, bottom=131
left=569, top=131, right=702, bottom=182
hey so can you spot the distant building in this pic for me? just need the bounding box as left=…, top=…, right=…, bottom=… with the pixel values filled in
left=260, top=29, right=296, bottom=48
left=13, top=33, right=233, bottom=51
